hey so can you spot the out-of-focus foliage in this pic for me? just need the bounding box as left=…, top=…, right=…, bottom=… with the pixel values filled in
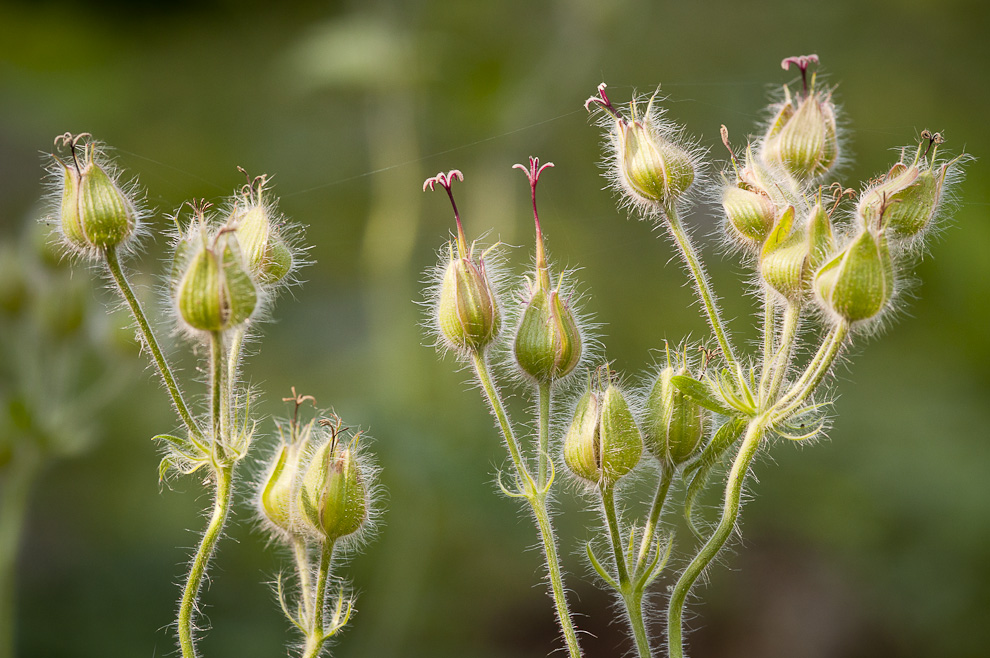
left=0, top=1, right=987, bottom=657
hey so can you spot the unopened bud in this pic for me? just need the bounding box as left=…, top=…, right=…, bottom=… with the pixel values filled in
left=760, top=206, right=807, bottom=300
left=643, top=356, right=707, bottom=468
left=437, top=244, right=500, bottom=352
left=54, top=133, right=136, bottom=253
left=297, top=438, right=368, bottom=541
left=814, top=228, right=893, bottom=323
left=175, top=229, right=257, bottom=333
left=564, top=381, right=642, bottom=486
left=230, top=176, right=294, bottom=285
left=259, top=443, right=302, bottom=535
left=762, top=77, right=839, bottom=183
left=514, top=286, right=581, bottom=384
left=723, top=185, right=776, bottom=245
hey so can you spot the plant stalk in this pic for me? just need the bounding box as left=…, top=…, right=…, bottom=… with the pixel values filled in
left=302, top=540, right=335, bottom=658
left=600, top=484, right=651, bottom=658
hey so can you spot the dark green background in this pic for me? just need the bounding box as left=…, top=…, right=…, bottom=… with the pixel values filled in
left=1, top=0, right=988, bottom=656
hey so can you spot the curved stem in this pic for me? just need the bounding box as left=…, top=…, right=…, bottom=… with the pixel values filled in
left=667, top=415, right=767, bottom=658
left=537, top=381, right=551, bottom=489
left=471, top=350, right=581, bottom=658
left=177, top=464, right=234, bottom=658
left=600, top=484, right=651, bottom=658
left=302, top=540, right=335, bottom=658
left=662, top=206, right=742, bottom=385
left=470, top=351, right=532, bottom=486
left=531, top=496, right=583, bottom=658
left=104, top=247, right=201, bottom=439
left=772, top=321, right=849, bottom=421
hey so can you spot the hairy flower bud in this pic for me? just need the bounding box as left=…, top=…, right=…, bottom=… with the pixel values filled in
left=514, top=286, right=581, bottom=384
left=643, top=356, right=707, bottom=469
left=229, top=177, right=294, bottom=285
left=54, top=134, right=136, bottom=253
left=174, top=229, right=258, bottom=333
left=297, top=438, right=368, bottom=541
left=259, top=442, right=302, bottom=535
left=617, top=115, right=695, bottom=207
left=564, top=382, right=642, bottom=486
left=723, top=185, right=776, bottom=246
left=760, top=202, right=836, bottom=301
left=437, top=244, right=500, bottom=352
left=762, top=77, right=838, bottom=184
left=814, top=228, right=893, bottom=323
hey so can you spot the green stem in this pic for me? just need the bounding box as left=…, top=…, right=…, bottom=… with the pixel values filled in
left=0, top=443, right=42, bottom=658
left=772, top=321, right=849, bottom=421
left=766, top=302, right=802, bottom=405
left=293, top=536, right=314, bottom=625
left=663, top=205, right=742, bottom=385
left=758, top=295, right=777, bottom=402
left=302, top=540, right=335, bottom=658
left=103, top=247, right=201, bottom=439
left=667, top=415, right=767, bottom=658
left=177, top=464, right=234, bottom=658
left=600, top=484, right=651, bottom=658
left=538, top=381, right=551, bottom=489
left=470, top=351, right=532, bottom=487
left=210, top=331, right=225, bottom=445
left=531, top=496, right=583, bottom=658
left=636, top=466, right=673, bottom=571
left=471, top=350, right=581, bottom=658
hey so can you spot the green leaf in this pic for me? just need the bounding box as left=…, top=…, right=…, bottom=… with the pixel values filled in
left=670, top=375, right=736, bottom=416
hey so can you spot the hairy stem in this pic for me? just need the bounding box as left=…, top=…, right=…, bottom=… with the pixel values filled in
left=210, top=331, right=224, bottom=445
left=293, top=537, right=314, bottom=625
left=663, top=205, right=742, bottom=385
left=302, top=540, right=335, bottom=658
left=0, top=443, right=41, bottom=658
left=766, top=302, right=802, bottom=405
left=667, top=415, right=767, bottom=658
left=104, top=247, right=201, bottom=439
left=773, top=321, right=849, bottom=421
left=636, top=465, right=673, bottom=571
left=758, top=295, right=777, bottom=402
left=601, top=484, right=651, bottom=658
left=471, top=350, right=581, bottom=658
left=538, top=381, right=551, bottom=489
left=177, top=464, right=234, bottom=658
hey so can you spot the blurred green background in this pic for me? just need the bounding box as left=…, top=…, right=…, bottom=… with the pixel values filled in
left=1, top=0, right=988, bottom=657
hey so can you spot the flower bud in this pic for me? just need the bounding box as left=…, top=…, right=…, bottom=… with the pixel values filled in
left=723, top=185, right=776, bottom=246
left=174, top=230, right=258, bottom=333
left=643, top=357, right=707, bottom=469
left=54, top=134, right=135, bottom=253
left=858, top=153, right=953, bottom=240
left=564, top=382, right=642, bottom=486
left=437, top=244, right=500, bottom=352
left=617, top=114, right=695, bottom=208
left=229, top=180, right=294, bottom=285
left=259, top=442, right=302, bottom=535
left=762, top=85, right=838, bottom=183
left=759, top=206, right=807, bottom=300
left=514, top=286, right=581, bottom=384
left=814, top=228, right=893, bottom=323
left=297, top=438, right=368, bottom=541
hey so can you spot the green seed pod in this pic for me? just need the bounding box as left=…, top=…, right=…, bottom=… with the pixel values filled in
left=232, top=202, right=270, bottom=274
left=260, top=237, right=293, bottom=285
left=297, top=439, right=368, bottom=541
left=723, top=185, right=776, bottom=246
left=55, top=138, right=135, bottom=252
left=437, top=246, right=500, bottom=352
left=564, top=383, right=642, bottom=486
left=616, top=115, right=695, bottom=208
left=643, top=361, right=707, bottom=469
left=514, top=287, right=581, bottom=384
left=762, top=86, right=838, bottom=183
left=814, top=228, right=893, bottom=323
left=175, top=232, right=257, bottom=332
left=259, top=442, right=301, bottom=535
left=858, top=160, right=950, bottom=239
left=806, top=201, right=836, bottom=273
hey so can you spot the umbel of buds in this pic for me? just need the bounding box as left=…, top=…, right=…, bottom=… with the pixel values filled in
left=642, top=348, right=707, bottom=470
left=229, top=172, right=293, bottom=286
left=762, top=55, right=839, bottom=183
left=53, top=133, right=136, bottom=253
left=173, top=211, right=258, bottom=333
left=512, top=158, right=582, bottom=384
left=586, top=84, right=695, bottom=210
left=564, top=371, right=643, bottom=486
left=297, top=434, right=368, bottom=542
left=426, top=171, right=501, bottom=354
left=814, top=227, right=893, bottom=323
